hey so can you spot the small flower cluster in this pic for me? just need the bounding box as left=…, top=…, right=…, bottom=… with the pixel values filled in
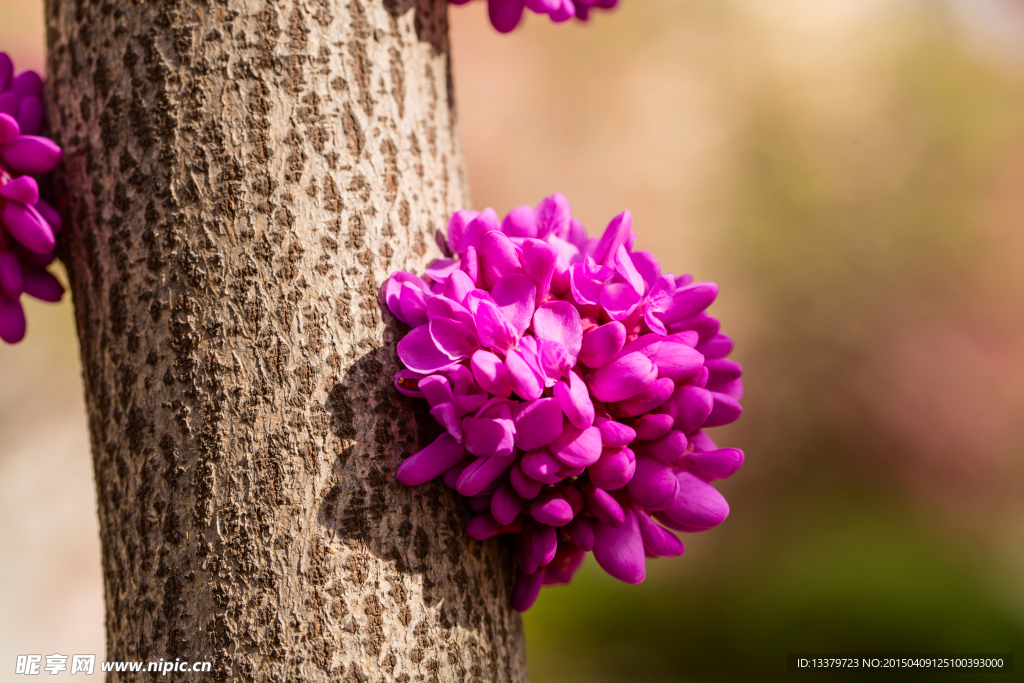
left=451, top=0, right=620, bottom=34
left=384, top=194, right=743, bottom=611
left=0, top=52, right=65, bottom=344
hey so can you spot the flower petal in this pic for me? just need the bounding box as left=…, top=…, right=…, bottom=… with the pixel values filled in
left=532, top=300, right=582, bottom=360
left=0, top=175, right=39, bottom=205
left=513, top=397, right=563, bottom=450
left=630, top=250, right=661, bottom=291
left=588, top=446, right=636, bottom=490
left=613, top=244, right=644, bottom=294
left=510, top=461, right=544, bottom=499
left=662, top=471, right=730, bottom=530
left=516, top=535, right=539, bottom=574
left=538, top=338, right=573, bottom=384
left=0, top=135, right=62, bottom=174
left=609, top=377, right=675, bottom=418
left=582, top=482, right=625, bottom=527
left=462, top=414, right=516, bottom=458
left=417, top=374, right=455, bottom=408
left=636, top=511, right=684, bottom=557
left=593, top=508, right=646, bottom=584
left=446, top=209, right=477, bottom=254
left=463, top=207, right=499, bottom=251
left=631, top=413, right=674, bottom=441
left=588, top=351, right=657, bottom=403
left=553, top=370, right=594, bottom=430
left=2, top=202, right=54, bottom=253
left=549, top=422, right=602, bottom=467
left=626, top=455, right=679, bottom=511
left=505, top=348, right=544, bottom=400
left=397, top=326, right=455, bottom=373
left=662, top=385, right=714, bottom=434
left=393, top=369, right=426, bottom=397
left=697, top=332, right=734, bottom=359
left=644, top=275, right=675, bottom=335
left=529, top=523, right=558, bottom=566
left=656, top=342, right=704, bottom=381
left=470, top=350, right=513, bottom=398
left=689, top=430, right=718, bottom=453
left=424, top=257, right=459, bottom=282
left=644, top=430, right=688, bottom=464
left=479, top=229, right=524, bottom=289
left=429, top=318, right=478, bottom=361
left=466, top=512, right=501, bottom=540
left=599, top=279, right=642, bottom=321
left=0, top=293, right=26, bottom=344
left=457, top=454, right=516, bottom=496
left=426, top=294, right=474, bottom=327
left=591, top=210, right=633, bottom=267
left=0, top=111, right=19, bottom=144
left=705, top=357, right=743, bottom=385
left=568, top=261, right=605, bottom=306
left=703, top=391, right=742, bottom=428
left=16, top=95, right=43, bottom=136
left=596, top=417, right=636, bottom=447
left=668, top=311, right=720, bottom=343
left=489, top=0, right=526, bottom=33
left=511, top=569, right=544, bottom=612
left=442, top=269, right=476, bottom=305
left=535, top=192, right=571, bottom=239
left=492, top=272, right=536, bottom=336
left=429, top=403, right=462, bottom=442
left=681, top=448, right=744, bottom=481
left=529, top=492, right=574, bottom=527
left=474, top=298, right=518, bottom=355
left=0, top=251, right=24, bottom=299
left=0, top=92, right=17, bottom=118
left=520, top=449, right=565, bottom=485
left=384, top=272, right=426, bottom=321
left=708, top=377, right=744, bottom=401
left=543, top=544, right=585, bottom=585
left=579, top=321, right=626, bottom=368
left=501, top=204, right=537, bottom=238
left=396, top=433, right=467, bottom=486
left=0, top=54, right=10, bottom=93
left=398, top=282, right=430, bottom=327
left=665, top=330, right=700, bottom=347
left=491, top=482, right=525, bottom=525
left=461, top=245, right=480, bottom=285
left=522, top=239, right=558, bottom=301
left=652, top=512, right=704, bottom=533
left=11, top=70, right=43, bottom=97
left=664, top=282, right=718, bottom=322
left=569, top=517, right=595, bottom=550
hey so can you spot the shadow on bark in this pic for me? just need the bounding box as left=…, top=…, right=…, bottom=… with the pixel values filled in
left=384, top=0, right=449, bottom=55
left=317, top=315, right=518, bottom=638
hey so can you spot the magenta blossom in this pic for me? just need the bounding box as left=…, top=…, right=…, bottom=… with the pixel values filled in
left=0, top=53, right=65, bottom=344
left=450, top=0, right=619, bottom=34
left=383, top=194, right=743, bottom=611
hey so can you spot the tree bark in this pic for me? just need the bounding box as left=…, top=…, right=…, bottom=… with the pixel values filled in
left=44, top=0, right=526, bottom=680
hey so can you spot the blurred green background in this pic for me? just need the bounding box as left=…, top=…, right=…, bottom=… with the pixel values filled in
left=2, top=1, right=1023, bottom=681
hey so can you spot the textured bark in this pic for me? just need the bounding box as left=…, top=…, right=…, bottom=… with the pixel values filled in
left=44, top=0, right=526, bottom=680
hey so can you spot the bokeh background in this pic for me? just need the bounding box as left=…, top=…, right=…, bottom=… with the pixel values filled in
left=2, top=0, right=1023, bottom=680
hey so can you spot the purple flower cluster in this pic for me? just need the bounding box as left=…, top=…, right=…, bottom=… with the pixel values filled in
left=384, top=194, right=743, bottom=611
left=451, top=0, right=619, bottom=34
left=0, top=53, right=65, bottom=344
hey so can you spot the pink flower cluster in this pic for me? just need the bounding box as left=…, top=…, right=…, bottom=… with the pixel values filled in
left=384, top=194, right=744, bottom=611
left=0, top=52, right=65, bottom=344
left=451, top=0, right=619, bottom=34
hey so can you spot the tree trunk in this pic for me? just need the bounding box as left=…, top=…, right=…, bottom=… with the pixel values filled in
left=44, top=0, right=527, bottom=680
